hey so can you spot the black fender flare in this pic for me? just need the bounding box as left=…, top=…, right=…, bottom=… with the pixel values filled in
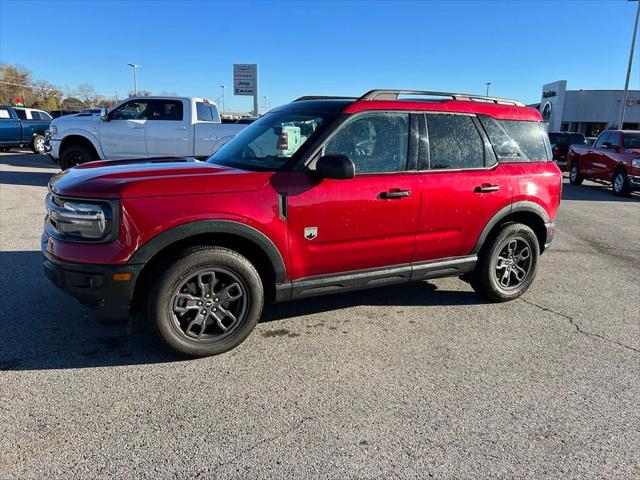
left=471, top=201, right=550, bottom=254
left=128, top=220, right=286, bottom=283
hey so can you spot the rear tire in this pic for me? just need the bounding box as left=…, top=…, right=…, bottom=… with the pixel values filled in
left=60, top=143, right=96, bottom=170
left=31, top=134, right=45, bottom=154
left=569, top=161, right=583, bottom=185
left=146, top=246, right=264, bottom=357
left=612, top=169, right=631, bottom=197
left=471, top=223, right=540, bottom=302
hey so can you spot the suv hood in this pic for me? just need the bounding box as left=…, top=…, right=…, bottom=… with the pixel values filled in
left=49, top=157, right=274, bottom=198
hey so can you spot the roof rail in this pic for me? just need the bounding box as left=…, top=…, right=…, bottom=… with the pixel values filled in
left=293, top=95, right=358, bottom=102
left=359, top=89, right=525, bottom=107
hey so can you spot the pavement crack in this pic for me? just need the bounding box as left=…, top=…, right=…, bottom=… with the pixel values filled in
left=520, top=298, right=640, bottom=355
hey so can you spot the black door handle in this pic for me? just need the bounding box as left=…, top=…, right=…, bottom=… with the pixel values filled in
left=474, top=184, right=500, bottom=193
left=380, top=189, right=411, bottom=199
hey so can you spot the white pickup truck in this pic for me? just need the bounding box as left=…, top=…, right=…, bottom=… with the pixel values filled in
left=46, top=96, right=246, bottom=169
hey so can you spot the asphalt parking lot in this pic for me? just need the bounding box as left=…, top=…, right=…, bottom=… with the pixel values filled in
left=0, top=152, right=638, bottom=479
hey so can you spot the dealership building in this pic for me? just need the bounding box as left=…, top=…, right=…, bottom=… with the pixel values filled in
left=534, top=80, right=640, bottom=137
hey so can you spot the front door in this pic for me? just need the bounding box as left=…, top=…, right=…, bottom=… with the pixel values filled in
left=0, top=107, right=21, bottom=144
left=99, top=99, right=149, bottom=159
left=286, top=112, right=420, bottom=280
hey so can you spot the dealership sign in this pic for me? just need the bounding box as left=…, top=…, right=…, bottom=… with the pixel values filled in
left=233, top=64, right=257, bottom=96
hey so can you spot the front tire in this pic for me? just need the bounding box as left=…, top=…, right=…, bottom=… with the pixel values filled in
left=569, top=161, right=583, bottom=185
left=60, top=143, right=96, bottom=170
left=612, top=169, right=631, bottom=197
left=471, top=223, right=540, bottom=302
left=146, top=246, right=264, bottom=357
left=31, top=134, right=45, bottom=154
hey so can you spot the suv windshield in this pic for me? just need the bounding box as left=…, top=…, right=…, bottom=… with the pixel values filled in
left=208, top=110, right=335, bottom=171
left=623, top=133, right=640, bottom=149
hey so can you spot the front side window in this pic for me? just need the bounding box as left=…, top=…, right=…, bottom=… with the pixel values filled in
left=594, top=133, right=610, bottom=148
left=324, top=112, right=409, bottom=174
left=209, top=110, right=333, bottom=171
left=109, top=100, right=151, bottom=120
left=623, top=133, right=640, bottom=149
left=427, top=114, right=484, bottom=169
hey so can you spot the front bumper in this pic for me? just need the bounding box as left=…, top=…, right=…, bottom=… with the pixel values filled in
left=42, top=235, right=142, bottom=322
left=46, top=137, right=61, bottom=160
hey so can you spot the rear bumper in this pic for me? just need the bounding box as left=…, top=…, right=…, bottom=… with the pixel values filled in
left=42, top=235, right=142, bottom=322
left=544, top=221, right=556, bottom=250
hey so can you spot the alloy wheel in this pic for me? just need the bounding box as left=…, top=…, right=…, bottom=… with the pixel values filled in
left=494, top=237, right=533, bottom=290
left=613, top=173, right=624, bottom=193
left=170, top=268, right=248, bottom=341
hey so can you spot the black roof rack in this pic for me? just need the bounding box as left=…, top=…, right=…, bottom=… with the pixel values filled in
left=293, top=95, right=358, bottom=102
left=359, top=89, right=525, bottom=107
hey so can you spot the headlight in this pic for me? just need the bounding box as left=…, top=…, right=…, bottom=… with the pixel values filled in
left=49, top=124, right=58, bottom=137
left=632, top=159, right=640, bottom=169
left=46, top=195, right=116, bottom=241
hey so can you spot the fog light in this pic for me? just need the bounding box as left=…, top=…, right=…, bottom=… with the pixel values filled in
left=112, top=272, right=132, bottom=282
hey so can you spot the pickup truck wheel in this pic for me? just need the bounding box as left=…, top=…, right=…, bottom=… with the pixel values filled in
left=471, top=223, right=540, bottom=302
left=569, top=162, right=583, bottom=185
left=147, top=246, right=263, bottom=357
left=31, top=135, right=46, bottom=154
left=612, top=169, right=631, bottom=197
left=60, top=144, right=96, bottom=170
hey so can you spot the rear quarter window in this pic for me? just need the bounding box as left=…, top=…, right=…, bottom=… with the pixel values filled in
left=480, top=116, right=550, bottom=162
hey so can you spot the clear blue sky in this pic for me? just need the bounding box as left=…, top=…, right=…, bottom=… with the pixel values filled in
left=1, top=0, right=638, bottom=112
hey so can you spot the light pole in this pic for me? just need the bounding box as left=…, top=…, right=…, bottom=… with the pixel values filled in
left=485, top=82, right=492, bottom=97
left=220, top=85, right=226, bottom=115
left=127, top=63, right=140, bottom=96
left=263, top=95, right=268, bottom=113
left=618, top=0, right=640, bottom=128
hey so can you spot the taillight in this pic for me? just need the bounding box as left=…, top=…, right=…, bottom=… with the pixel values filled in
left=277, top=131, right=289, bottom=150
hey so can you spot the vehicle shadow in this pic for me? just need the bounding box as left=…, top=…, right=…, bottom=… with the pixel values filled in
left=0, top=250, right=483, bottom=371
left=0, top=152, right=58, bottom=170
left=0, top=170, right=53, bottom=187
left=0, top=153, right=57, bottom=187
left=562, top=179, right=640, bottom=202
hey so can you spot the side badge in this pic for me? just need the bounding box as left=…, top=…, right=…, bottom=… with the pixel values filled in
left=304, top=227, right=318, bottom=240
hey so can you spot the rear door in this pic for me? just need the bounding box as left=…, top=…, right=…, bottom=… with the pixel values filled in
left=99, top=99, right=149, bottom=158
left=145, top=99, right=190, bottom=157
left=0, top=107, right=21, bottom=144
left=415, top=113, right=512, bottom=261
left=286, top=111, right=421, bottom=279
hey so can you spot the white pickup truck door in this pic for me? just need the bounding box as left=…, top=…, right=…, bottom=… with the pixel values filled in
left=145, top=99, right=190, bottom=157
left=99, top=99, right=149, bottom=159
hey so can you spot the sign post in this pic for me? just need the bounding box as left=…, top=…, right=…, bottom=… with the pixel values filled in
left=233, top=64, right=258, bottom=116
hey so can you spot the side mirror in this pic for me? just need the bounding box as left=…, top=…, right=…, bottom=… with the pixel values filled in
left=313, top=154, right=355, bottom=180
left=100, top=107, right=109, bottom=122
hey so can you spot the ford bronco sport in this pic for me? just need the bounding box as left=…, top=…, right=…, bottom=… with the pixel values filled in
left=43, top=89, right=561, bottom=357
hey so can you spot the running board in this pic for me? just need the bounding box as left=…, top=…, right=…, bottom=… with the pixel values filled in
left=274, top=255, right=477, bottom=302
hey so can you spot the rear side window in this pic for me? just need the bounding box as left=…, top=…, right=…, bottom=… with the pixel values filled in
left=0, top=108, right=11, bottom=119
left=197, top=102, right=214, bottom=121
left=150, top=100, right=183, bottom=121
left=480, top=116, right=550, bottom=162
left=426, top=114, right=484, bottom=169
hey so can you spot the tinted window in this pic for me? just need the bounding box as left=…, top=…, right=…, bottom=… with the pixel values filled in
left=480, top=116, right=549, bottom=162
left=325, top=112, right=409, bottom=174
left=594, top=133, right=610, bottom=148
left=39, top=111, right=52, bottom=120
left=31, top=111, right=41, bottom=120
left=427, top=114, right=484, bottom=169
left=549, top=133, right=585, bottom=146
left=196, top=102, right=214, bottom=121
left=623, top=133, right=640, bottom=149
left=149, top=100, right=183, bottom=120
left=608, top=133, right=620, bottom=148
left=500, top=121, right=549, bottom=161
left=15, top=109, right=26, bottom=120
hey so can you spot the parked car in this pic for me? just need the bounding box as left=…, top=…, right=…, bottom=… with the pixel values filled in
left=567, top=130, right=640, bottom=196
left=46, top=96, right=247, bottom=169
left=0, top=105, right=51, bottom=153
left=586, top=136, right=597, bottom=147
left=14, top=107, right=53, bottom=121
left=42, top=89, right=561, bottom=357
left=547, top=132, right=586, bottom=170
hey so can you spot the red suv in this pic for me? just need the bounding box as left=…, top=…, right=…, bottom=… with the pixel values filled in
left=43, top=89, right=561, bottom=357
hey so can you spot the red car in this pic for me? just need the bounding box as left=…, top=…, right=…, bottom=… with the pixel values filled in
left=43, top=89, right=561, bottom=357
left=567, top=130, right=640, bottom=196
